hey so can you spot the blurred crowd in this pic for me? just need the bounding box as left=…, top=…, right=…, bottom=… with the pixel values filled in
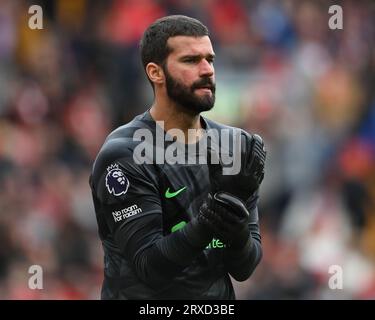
left=0, top=0, right=374, bottom=299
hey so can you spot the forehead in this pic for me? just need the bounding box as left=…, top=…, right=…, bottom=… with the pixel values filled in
left=167, top=36, right=214, bottom=58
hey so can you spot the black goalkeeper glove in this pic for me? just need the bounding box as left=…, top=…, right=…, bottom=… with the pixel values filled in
left=208, top=133, right=266, bottom=202
left=198, top=191, right=251, bottom=249
left=182, top=193, right=218, bottom=248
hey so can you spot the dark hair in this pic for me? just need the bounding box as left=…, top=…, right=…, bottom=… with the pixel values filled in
left=140, top=15, right=209, bottom=81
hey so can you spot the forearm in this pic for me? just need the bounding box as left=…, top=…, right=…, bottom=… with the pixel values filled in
left=224, top=237, right=262, bottom=281
left=119, top=217, right=212, bottom=289
left=224, top=224, right=262, bottom=281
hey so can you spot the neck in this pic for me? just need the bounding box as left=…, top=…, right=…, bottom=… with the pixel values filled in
left=149, top=96, right=204, bottom=144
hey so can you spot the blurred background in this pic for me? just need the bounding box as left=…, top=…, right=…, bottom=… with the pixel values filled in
left=0, top=0, right=374, bottom=299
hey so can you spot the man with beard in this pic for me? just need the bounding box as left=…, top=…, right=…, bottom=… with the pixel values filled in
left=89, top=15, right=266, bottom=299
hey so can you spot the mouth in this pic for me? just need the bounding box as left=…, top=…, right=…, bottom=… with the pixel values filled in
left=194, top=86, right=213, bottom=93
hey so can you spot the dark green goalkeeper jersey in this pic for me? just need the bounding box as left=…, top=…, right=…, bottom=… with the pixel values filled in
left=89, top=110, right=262, bottom=300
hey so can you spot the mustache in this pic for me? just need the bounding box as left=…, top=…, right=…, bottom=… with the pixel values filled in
left=191, top=78, right=216, bottom=93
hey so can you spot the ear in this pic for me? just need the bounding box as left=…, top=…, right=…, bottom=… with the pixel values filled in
left=145, top=62, right=164, bottom=85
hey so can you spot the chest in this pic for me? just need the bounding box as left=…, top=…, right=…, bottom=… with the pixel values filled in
left=157, top=163, right=211, bottom=235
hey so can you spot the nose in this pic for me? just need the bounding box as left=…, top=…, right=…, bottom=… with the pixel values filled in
left=199, top=59, right=214, bottom=78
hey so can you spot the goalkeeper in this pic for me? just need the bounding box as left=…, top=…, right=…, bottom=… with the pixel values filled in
left=89, top=15, right=266, bottom=299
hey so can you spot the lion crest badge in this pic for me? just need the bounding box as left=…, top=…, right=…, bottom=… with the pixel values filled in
left=105, top=163, right=129, bottom=196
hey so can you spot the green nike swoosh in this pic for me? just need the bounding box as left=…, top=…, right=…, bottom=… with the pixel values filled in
left=165, top=186, right=187, bottom=199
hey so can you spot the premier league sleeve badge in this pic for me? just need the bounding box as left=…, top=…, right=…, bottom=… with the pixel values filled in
left=105, top=163, right=130, bottom=196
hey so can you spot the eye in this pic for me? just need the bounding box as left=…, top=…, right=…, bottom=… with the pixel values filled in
left=207, top=56, right=215, bottom=64
left=182, top=56, right=201, bottom=64
left=184, top=58, right=198, bottom=64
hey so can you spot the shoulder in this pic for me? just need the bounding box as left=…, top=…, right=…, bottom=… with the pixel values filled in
left=91, top=112, right=155, bottom=182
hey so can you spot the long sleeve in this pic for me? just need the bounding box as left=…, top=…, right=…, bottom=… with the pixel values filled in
left=223, top=192, right=263, bottom=281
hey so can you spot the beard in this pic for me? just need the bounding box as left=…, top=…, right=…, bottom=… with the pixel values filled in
left=164, top=66, right=216, bottom=114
